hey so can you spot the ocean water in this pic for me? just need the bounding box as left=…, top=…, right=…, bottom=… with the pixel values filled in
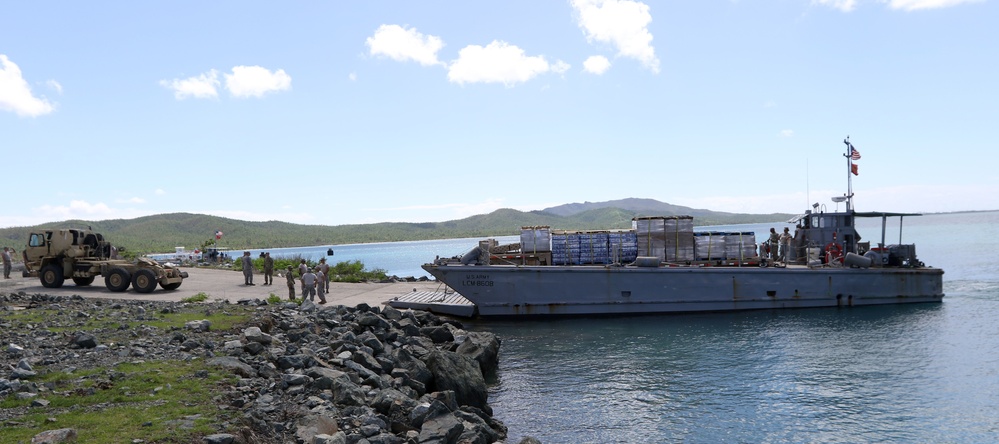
left=247, top=212, right=997, bottom=442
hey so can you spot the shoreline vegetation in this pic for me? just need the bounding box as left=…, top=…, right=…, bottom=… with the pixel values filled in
left=0, top=201, right=794, bottom=255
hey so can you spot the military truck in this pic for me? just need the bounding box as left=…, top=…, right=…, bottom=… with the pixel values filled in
left=23, top=228, right=188, bottom=293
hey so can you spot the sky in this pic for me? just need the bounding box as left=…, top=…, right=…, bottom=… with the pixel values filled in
left=2, top=0, right=997, bottom=229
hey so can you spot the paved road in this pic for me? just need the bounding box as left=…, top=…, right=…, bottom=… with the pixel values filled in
left=0, top=267, right=443, bottom=308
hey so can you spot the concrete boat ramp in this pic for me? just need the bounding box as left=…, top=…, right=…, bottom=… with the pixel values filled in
left=386, top=290, right=476, bottom=318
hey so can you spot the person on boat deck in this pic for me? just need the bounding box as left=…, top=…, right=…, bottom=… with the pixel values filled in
left=779, top=227, right=792, bottom=262
left=768, top=228, right=780, bottom=260
left=793, top=224, right=804, bottom=262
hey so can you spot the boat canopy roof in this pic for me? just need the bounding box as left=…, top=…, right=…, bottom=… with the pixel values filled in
left=788, top=210, right=922, bottom=224
left=853, top=211, right=922, bottom=218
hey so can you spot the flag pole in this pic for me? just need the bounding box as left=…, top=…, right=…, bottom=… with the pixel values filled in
left=843, top=136, right=853, bottom=212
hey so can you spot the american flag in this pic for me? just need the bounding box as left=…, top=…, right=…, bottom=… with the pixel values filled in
left=850, top=144, right=861, bottom=160
left=215, top=230, right=223, bottom=240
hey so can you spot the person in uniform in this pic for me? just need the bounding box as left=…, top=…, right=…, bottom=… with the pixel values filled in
left=241, top=251, right=255, bottom=285
left=315, top=266, right=327, bottom=304
left=263, top=252, right=274, bottom=285
left=285, top=265, right=296, bottom=300
left=301, top=267, right=317, bottom=301
left=768, top=228, right=780, bottom=261
left=2, top=247, right=12, bottom=279
left=318, top=257, right=331, bottom=293
left=778, top=227, right=792, bottom=262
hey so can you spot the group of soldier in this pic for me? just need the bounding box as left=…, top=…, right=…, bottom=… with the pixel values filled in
left=240, top=252, right=331, bottom=304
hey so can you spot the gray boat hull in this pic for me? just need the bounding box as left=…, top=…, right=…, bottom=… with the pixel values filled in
left=421, top=263, right=945, bottom=317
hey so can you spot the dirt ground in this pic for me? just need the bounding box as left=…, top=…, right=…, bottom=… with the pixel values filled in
left=0, top=266, right=443, bottom=307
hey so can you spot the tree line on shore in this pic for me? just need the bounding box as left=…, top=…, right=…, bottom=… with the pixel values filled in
left=0, top=206, right=790, bottom=255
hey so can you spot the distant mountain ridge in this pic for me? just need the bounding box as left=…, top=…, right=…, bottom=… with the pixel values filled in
left=541, top=198, right=740, bottom=218
left=0, top=198, right=792, bottom=254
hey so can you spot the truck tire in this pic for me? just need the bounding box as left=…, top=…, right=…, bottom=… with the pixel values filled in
left=132, top=269, right=158, bottom=293
left=72, top=276, right=96, bottom=286
left=105, top=267, right=131, bottom=292
left=160, top=282, right=182, bottom=291
left=40, top=264, right=65, bottom=288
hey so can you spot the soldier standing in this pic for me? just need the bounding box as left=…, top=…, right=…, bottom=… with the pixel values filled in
left=285, top=266, right=296, bottom=300
left=301, top=268, right=317, bottom=301
left=315, top=267, right=327, bottom=304
left=263, top=252, right=274, bottom=285
left=241, top=251, right=255, bottom=285
left=2, top=247, right=12, bottom=279
left=318, top=258, right=331, bottom=292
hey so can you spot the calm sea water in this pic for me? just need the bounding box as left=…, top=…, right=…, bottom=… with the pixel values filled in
left=249, top=212, right=997, bottom=442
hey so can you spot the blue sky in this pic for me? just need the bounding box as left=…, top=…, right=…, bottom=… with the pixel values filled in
left=2, top=0, right=996, bottom=229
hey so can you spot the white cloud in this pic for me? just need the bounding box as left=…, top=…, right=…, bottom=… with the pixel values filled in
left=780, top=130, right=794, bottom=138
left=571, top=0, right=660, bottom=73
left=583, top=55, right=612, bottom=75
left=447, top=41, right=554, bottom=86
left=155, top=189, right=167, bottom=196
left=160, top=70, right=220, bottom=100
left=366, top=24, right=445, bottom=67
left=814, top=0, right=977, bottom=12
left=552, top=60, right=571, bottom=75
left=116, top=197, right=146, bottom=204
left=348, top=72, right=357, bottom=81
left=224, top=66, right=291, bottom=98
left=36, top=200, right=118, bottom=221
left=813, top=0, right=858, bottom=12
left=46, top=79, right=63, bottom=94
left=0, top=54, right=56, bottom=117
left=886, top=0, right=982, bottom=10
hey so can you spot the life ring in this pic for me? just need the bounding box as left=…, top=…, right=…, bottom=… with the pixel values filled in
left=825, top=242, right=844, bottom=263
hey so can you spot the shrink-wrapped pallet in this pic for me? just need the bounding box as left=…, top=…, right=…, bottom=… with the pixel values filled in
left=724, top=232, right=757, bottom=259
left=520, top=226, right=552, bottom=253
left=635, top=216, right=694, bottom=262
left=695, top=232, right=727, bottom=260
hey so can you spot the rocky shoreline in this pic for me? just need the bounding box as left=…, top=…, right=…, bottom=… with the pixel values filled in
left=1, top=291, right=542, bottom=444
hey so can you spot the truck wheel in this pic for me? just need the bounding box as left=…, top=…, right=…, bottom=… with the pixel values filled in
left=132, top=269, right=158, bottom=293
left=160, top=282, right=182, bottom=291
left=40, top=264, right=65, bottom=288
left=72, top=276, right=96, bottom=286
left=105, top=267, right=131, bottom=292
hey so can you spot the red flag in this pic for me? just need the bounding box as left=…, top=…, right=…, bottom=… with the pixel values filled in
left=851, top=164, right=859, bottom=176
left=850, top=145, right=861, bottom=160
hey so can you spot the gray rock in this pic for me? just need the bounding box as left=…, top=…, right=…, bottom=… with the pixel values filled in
left=417, top=413, right=463, bottom=444
left=419, top=326, right=454, bottom=344
left=185, top=320, right=211, bottom=332
left=201, top=433, right=235, bottom=444
left=30, top=427, right=77, bottom=443
left=207, top=356, right=255, bottom=378
left=426, top=350, right=488, bottom=412
left=455, top=331, right=500, bottom=380
left=69, top=333, right=98, bottom=348
left=243, top=326, right=273, bottom=344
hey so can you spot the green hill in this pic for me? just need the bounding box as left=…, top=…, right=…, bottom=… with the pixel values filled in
left=0, top=200, right=792, bottom=254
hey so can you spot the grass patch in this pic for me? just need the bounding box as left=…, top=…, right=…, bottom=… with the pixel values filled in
left=0, top=360, right=239, bottom=443
left=0, top=304, right=255, bottom=338
left=180, top=292, right=209, bottom=303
